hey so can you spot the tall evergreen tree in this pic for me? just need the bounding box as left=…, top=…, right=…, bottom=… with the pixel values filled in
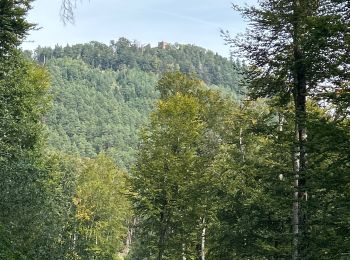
left=226, top=1, right=350, bottom=258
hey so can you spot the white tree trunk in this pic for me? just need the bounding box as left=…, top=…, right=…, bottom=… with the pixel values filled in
left=182, top=243, right=186, bottom=260
left=292, top=138, right=300, bottom=260
left=201, top=218, right=206, bottom=260
left=239, top=127, right=245, bottom=162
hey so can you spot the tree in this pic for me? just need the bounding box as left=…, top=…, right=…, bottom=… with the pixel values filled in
left=305, top=104, right=350, bottom=258
left=60, top=0, right=89, bottom=24
left=0, top=0, right=34, bottom=56
left=73, top=154, right=132, bottom=259
left=37, top=151, right=82, bottom=259
left=131, top=72, right=233, bottom=259
left=206, top=100, right=293, bottom=259
left=0, top=1, right=56, bottom=257
left=133, top=94, right=204, bottom=259
left=0, top=52, right=51, bottom=258
left=60, top=0, right=77, bottom=24
left=226, top=1, right=350, bottom=258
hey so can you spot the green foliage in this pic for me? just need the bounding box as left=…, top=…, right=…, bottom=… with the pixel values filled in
left=133, top=94, right=205, bottom=258
left=37, top=151, right=81, bottom=259
left=8, top=10, right=346, bottom=259
left=45, top=57, right=159, bottom=169
left=226, top=0, right=350, bottom=103
left=33, top=38, right=244, bottom=93
left=306, top=105, right=350, bottom=258
left=0, top=0, right=34, bottom=56
left=208, top=101, right=350, bottom=259
left=74, top=154, right=132, bottom=259
left=34, top=151, right=133, bottom=259
left=37, top=41, right=243, bottom=168
left=225, top=1, right=350, bottom=258
left=208, top=101, right=294, bottom=259
left=0, top=52, right=132, bottom=259
left=0, top=52, right=51, bottom=257
left=131, top=72, right=235, bottom=259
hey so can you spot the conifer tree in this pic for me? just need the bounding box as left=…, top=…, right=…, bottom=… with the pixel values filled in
left=0, top=0, right=34, bottom=56
left=226, top=1, right=350, bottom=258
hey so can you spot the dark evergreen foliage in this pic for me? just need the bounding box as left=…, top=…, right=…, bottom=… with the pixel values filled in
left=33, top=38, right=244, bottom=93
left=0, top=0, right=34, bottom=56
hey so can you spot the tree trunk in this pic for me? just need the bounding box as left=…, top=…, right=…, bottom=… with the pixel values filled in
left=121, top=217, right=137, bottom=257
left=292, top=1, right=308, bottom=258
left=201, top=217, right=206, bottom=260
left=239, top=127, right=245, bottom=162
left=292, top=40, right=308, bottom=260
left=292, top=124, right=301, bottom=260
left=182, top=243, right=186, bottom=260
left=158, top=211, right=166, bottom=260
left=158, top=164, right=168, bottom=260
left=293, top=75, right=307, bottom=259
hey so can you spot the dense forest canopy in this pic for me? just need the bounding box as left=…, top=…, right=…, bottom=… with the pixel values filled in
left=33, top=39, right=244, bottom=91
left=30, top=39, right=245, bottom=168
left=1, top=0, right=349, bottom=259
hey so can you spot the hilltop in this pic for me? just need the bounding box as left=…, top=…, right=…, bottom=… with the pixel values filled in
left=30, top=38, right=245, bottom=168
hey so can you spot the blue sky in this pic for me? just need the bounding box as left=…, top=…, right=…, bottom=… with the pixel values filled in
left=22, top=0, right=255, bottom=57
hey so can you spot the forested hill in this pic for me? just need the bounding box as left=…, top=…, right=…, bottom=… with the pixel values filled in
left=34, top=38, right=244, bottom=92
left=31, top=38, right=245, bottom=168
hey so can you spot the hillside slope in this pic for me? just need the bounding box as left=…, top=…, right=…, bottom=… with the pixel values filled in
left=34, top=39, right=245, bottom=168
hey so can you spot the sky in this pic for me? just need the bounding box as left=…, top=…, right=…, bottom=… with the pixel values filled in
left=22, top=0, right=255, bottom=57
